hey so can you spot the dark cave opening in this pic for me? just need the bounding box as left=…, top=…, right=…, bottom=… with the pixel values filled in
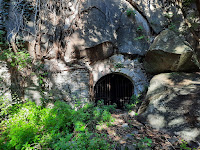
left=94, top=73, right=134, bottom=109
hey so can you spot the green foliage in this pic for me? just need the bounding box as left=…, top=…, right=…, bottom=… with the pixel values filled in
left=53, top=132, right=111, bottom=150
left=168, top=23, right=177, bottom=31
left=183, top=0, right=194, bottom=7
left=114, top=63, right=125, bottom=69
left=180, top=140, right=191, bottom=150
left=136, top=137, right=152, bottom=149
left=126, top=9, right=136, bottom=17
left=10, top=50, right=31, bottom=69
left=134, top=35, right=145, bottom=40
left=125, top=94, right=140, bottom=110
left=0, top=31, right=31, bottom=70
left=0, top=100, right=115, bottom=150
left=137, top=26, right=143, bottom=31
left=0, top=95, right=10, bottom=121
left=0, top=94, right=23, bottom=122
left=0, top=24, right=32, bottom=71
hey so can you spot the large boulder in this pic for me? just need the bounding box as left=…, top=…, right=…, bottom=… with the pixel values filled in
left=129, top=0, right=185, bottom=33
left=5, top=0, right=152, bottom=63
left=138, top=72, right=200, bottom=142
left=129, top=0, right=168, bottom=33
left=144, top=29, right=199, bottom=74
left=64, top=0, right=151, bottom=63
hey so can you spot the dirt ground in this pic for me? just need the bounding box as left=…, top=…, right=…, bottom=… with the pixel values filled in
left=97, top=109, right=200, bottom=150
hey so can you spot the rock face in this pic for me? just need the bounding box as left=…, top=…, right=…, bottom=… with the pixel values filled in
left=0, top=61, right=11, bottom=100
left=144, top=29, right=199, bottom=74
left=90, top=54, right=148, bottom=95
left=129, top=0, right=185, bottom=33
left=138, top=72, right=200, bottom=142
left=130, top=0, right=168, bottom=33
left=80, top=42, right=114, bottom=63
left=65, top=0, right=151, bottom=61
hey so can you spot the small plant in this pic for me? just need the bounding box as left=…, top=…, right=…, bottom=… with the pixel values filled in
left=126, top=9, right=136, bottom=16
left=183, top=0, right=193, bottom=6
left=168, top=23, right=176, bottom=31
left=114, top=63, right=124, bottom=69
left=131, top=94, right=140, bottom=104
left=0, top=48, right=31, bottom=71
left=125, top=94, right=141, bottom=110
left=134, top=35, right=145, bottom=40
left=180, top=140, right=191, bottom=150
left=137, top=25, right=143, bottom=31
left=137, top=137, right=152, bottom=149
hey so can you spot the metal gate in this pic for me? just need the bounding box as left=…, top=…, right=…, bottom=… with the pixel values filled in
left=94, top=73, right=133, bottom=108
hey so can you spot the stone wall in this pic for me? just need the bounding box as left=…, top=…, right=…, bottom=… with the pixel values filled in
left=23, top=54, right=148, bottom=105
left=48, top=67, right=90, bottom=105
left=0, top=61, right=11, bottom=100
left=89, top=54, right=148, bottom=95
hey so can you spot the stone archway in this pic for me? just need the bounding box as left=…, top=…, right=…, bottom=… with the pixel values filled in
left=90, top=54, right=148, bottom=96
left=94, top=73, right=134, bottom=108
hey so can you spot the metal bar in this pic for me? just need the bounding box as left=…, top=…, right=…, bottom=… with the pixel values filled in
left=94, top=74, right=133, bottom=108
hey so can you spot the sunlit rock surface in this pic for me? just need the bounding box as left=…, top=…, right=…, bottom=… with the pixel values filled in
left=138, top=72, right=200, bottom=142
left=0, top=61, right=11, bottom=100
left=65, top=0, right=151, bottom=61
left=144, top=29, right=199, bottom=74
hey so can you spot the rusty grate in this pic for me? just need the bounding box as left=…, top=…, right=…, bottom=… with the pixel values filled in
left=94, top=73, right=133, bottom=108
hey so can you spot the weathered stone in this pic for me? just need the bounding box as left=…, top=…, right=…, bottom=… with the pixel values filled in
left=80, top=41, right=114, bottom=63
left=47, top=66, right=90, bottom=105
left=169, top=5, right=185, bottom=32
left=126, top=144, right=137, bottom=150
left=0, top=61, right=11, bottom=100
left=129, top=0, right=185, bottom=33
left=24, top=87, right=42, bottom=106
left=91, top=54, right=148, bottom=96
left=138, top=72, right=200, bottom=142
left=144, top=29, right=199, bottom=74
left=123, top=134, right=133, bottom=140
left=128, top=111, right=137, bottom=117
left=0, top=0, right=4, bottom=31
left=117, top=1, right=150, bottom=55
left=41, top=34, right=49, bottom=44
left=63, top=0, right=151, bottom=62
left=129, top=0, right=168, bottom=33
left=122, top=123, right=129, bottom=128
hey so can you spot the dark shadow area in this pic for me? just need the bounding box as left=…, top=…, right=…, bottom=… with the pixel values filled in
left=94, top=73, right=133, bottom=109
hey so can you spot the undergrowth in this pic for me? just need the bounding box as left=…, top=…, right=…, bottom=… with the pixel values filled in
left=0, top=99, right=115, bottom=150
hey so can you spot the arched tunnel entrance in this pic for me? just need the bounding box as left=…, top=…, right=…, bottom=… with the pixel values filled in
left=94, top=73, right=134, bottom=108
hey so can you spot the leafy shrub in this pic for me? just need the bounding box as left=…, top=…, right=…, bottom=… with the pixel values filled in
left=0, top=100, right=114, bottom=150
left=125, top=94, right=141, bottom=110
left=0, top=95, right=10, bottom=121
left=180, top=140, right=191, bottom=150
left=136, top=137, right=152, bottom=149
left=0, top=95, right=23, bottom=122
left=126, top=9, right=136, bottom=16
